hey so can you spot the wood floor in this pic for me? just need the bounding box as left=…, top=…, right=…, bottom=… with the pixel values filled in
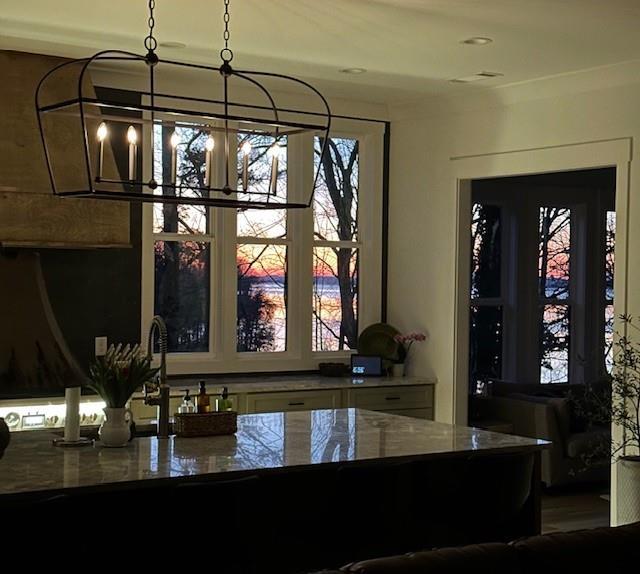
left=542, top=486, right=610, bottom=533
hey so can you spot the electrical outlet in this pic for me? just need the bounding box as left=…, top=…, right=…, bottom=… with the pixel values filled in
left=95, top=336, right=108, bottom=357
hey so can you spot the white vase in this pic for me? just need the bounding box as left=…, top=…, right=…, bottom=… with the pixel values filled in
left=616, top=456, right=640, bottom=525
left=392, top=363, right=406, bottom=377
left=99, top=407, right=132, bottom=447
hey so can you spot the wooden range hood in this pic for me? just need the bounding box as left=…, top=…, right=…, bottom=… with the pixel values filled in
left=0, top=50, right=129, bottom=249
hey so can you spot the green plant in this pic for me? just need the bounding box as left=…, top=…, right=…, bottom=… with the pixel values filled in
left=86, top=344, right=159, bottom=408
left=609, top=315, right=640, bottom=459
left=570, top=314, right=640, bottom=465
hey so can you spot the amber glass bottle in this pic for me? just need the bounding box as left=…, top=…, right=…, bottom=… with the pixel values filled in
left=196, top=381, right=211, bottom=413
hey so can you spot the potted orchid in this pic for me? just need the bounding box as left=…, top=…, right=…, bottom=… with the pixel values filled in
left=392, top=332, right=427, bottom=377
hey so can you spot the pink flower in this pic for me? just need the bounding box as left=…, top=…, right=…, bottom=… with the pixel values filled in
left=395, top=331, right=427, bottom=359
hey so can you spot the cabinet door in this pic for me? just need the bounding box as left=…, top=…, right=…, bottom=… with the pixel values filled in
left=246, top=390, right=341, bottom=414
left=347, top=385, right=434, bottom=412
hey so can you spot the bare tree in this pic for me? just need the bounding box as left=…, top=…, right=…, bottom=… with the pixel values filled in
left=314, top=138, right=359, bottom=350
left=538, top=207, right=571, bottom=382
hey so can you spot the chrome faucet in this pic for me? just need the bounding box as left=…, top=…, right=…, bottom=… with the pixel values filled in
left=145, top=315, right=170, bottom=438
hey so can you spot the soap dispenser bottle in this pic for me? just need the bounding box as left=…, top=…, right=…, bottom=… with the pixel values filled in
left=179, top=389, right=195, bottom=414
left=196, top=381, right=211, bottom=413
left=216, top=387, right=233, bottom=412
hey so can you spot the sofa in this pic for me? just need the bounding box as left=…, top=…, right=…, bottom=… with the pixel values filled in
left=316, top=522, right=640, bottom=574
left=475, top=382, right=610, bottom=487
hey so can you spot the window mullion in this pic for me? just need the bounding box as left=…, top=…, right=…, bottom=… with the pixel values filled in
left=218, top=136, right=238, bottom=363
left=294, top=132, right=314, bottom=361
left=153, top=232, right=212, bottom=243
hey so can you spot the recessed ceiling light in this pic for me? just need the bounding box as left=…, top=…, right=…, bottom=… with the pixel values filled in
left=450, top=71, right=503, bottom=83
left=340, top=68, right=367, bottom=74
left=461, top=37, right=493, bottom=45
left=159, top=41, right=187, bottom=49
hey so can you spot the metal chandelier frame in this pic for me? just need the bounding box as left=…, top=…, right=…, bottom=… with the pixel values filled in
left=35, top=0, right=332, bottom=210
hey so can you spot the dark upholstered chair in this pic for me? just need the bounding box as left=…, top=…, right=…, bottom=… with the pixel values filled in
left=477, top=383, right=610, bottom=487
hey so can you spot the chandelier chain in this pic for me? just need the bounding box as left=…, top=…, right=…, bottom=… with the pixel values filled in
left=220, top=0, right=233, bottom=62
left=144, top=0, right=158, bottom=52
left=223, top=0, right=230, bottom=49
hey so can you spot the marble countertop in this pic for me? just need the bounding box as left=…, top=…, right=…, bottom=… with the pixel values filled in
left=0, top=408, right=548, bottom=497
left=133, top=374, right=436, bottom=399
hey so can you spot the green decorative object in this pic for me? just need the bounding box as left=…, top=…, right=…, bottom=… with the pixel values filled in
left=358, top=323, right=406, bottom=363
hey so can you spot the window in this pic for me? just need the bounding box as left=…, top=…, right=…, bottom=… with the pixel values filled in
left=142, top=119, right=384, bottom=373
left=470, top=171, right=615, bottom=389
left=237, top=133, right=288, bottom=353
left=604, top=210, right=616, bottom=373
left=152, top=124, right=211, bottom=353
left=313, top=137, right=359, bottom=351
left=538, top=207, right=571, bottom=383
left=469, top=203, right=503, bottom=391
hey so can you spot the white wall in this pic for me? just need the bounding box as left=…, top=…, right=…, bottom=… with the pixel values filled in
left=387, top=65, right=640, bottom=425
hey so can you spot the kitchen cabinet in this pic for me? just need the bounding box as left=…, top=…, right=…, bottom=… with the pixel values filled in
left=344, top=385, right=434, bottom=419
left=130, top=383, right=433, bottom=421
left=0, top=378, right=436, bottom=431
left=245, top=389, right=341, bottom=414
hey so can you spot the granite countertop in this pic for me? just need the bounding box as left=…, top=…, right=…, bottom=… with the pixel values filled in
left=132, top=374, right=437, bottom=399
left=0, top=408, right=548, bottom=497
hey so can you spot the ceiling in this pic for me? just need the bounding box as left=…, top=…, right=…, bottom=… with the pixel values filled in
left=2, top=0, right=640, bottom=104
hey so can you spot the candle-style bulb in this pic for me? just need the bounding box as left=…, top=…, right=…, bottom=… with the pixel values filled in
left=205, top=135, right=215, bottom=189
left=127, top=125, right=138, bottom=181
left=127, top=125, right=138, bottom=145
left=267, top=143, right=281, bottom=159
left=169, top=131, right=179, bottom=186
left=241, top=141, right=251, bottom=191
left=268, top=143, right=281, bottom=195
left=96, top=122, right=108, bottom=181
left=97, top=122, right=108, bottom=141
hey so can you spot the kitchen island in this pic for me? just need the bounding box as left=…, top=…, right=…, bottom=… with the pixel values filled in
left=0, top=408, right=548, bottom=570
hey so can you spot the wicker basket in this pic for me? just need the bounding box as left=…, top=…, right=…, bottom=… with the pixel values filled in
left=173, top=411, right=238, bottom=438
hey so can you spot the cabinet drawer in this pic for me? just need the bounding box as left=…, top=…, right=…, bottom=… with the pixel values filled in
left=347, top=386, right=433, bottom=411
left=246, top=390, right=341, bottom=414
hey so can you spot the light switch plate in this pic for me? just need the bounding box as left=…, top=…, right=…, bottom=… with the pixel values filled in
left=95, top=336, right=108, bottom=357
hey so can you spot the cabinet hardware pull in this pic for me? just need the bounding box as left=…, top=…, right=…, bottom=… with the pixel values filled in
left=385, top=396, right=401, bottom=401
left=288, top=402, right=305, bottom=406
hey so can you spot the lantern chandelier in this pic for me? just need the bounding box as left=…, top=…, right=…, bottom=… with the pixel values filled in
left=35, top=0, right=332, bottom=210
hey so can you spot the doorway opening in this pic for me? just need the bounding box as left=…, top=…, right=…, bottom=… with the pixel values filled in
left=467, top=167, right=614, bottom=529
